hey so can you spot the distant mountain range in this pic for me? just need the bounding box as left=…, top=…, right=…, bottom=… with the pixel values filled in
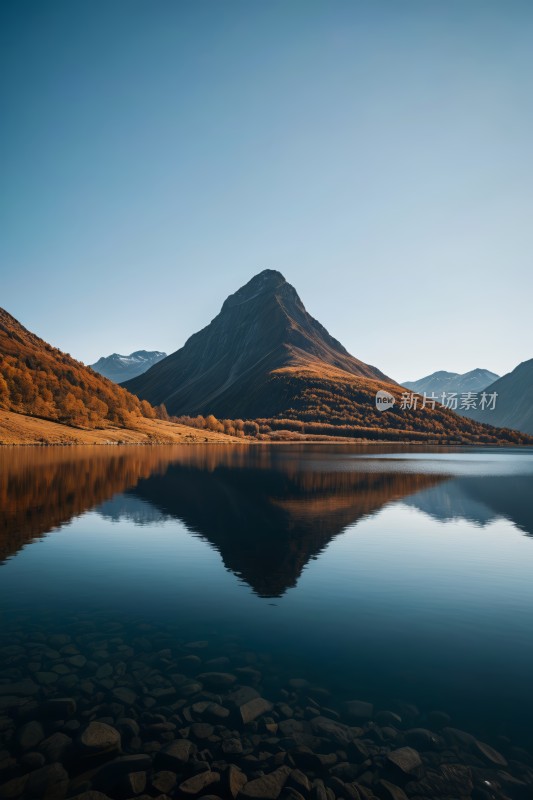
left=124, top=270, right=528, bottom=444
left=402, top=368, right=499, bottom=397
left=461, top=359, right=533, bottom=435
left=91, top=350, right=166, bottom=383
left=402, top=362, right=533, bottom=436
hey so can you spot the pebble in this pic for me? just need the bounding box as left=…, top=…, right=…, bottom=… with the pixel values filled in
left=239, top=697, right=273, bottom=725
left=474, top=739, right=508, bottom=766
left=179, top=770, right=221, bottom=795
left=241, top=766, right=291, bottom=800
left=79, top=722, right=121, bottom=755
left=155, top=738, right=194, bottom=770
left=16, top=720, right=44, bottom=750
left=387, top=746, right=422, bottom=774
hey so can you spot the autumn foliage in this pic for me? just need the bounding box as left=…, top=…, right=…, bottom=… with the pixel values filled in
left=0, top=308, right=157, bottom=429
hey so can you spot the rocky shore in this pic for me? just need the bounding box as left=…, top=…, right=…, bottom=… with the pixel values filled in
left=0, top=618, right=531, bottom=800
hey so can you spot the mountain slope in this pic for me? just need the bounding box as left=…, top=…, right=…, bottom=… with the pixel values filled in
left=91, top=350, right=166, bottom=383
left=402, top=368, right=499, bottom=396
left=124, top=271, right=530, bottom=444
left=125, top=269, right=391, bottom=418
left=0, top=307, right=154, bottom=429
left=462, top=359, right=533, bottom=435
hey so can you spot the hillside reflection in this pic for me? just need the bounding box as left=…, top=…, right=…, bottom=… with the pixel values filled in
left=0, top=445, right=443, bottom=595
left=2, top=445, right=532, bottom=597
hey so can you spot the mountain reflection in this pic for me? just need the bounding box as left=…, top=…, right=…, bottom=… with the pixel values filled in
left=2, top=445, right=532, bottom=597
left=108, top=463, right=446, bottom=596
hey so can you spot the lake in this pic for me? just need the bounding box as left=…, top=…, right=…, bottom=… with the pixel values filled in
left=1, top=444, right=532, bottom=799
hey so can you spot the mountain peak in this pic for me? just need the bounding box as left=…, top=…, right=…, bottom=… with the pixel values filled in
left=223, top=269, right=288, bottom=309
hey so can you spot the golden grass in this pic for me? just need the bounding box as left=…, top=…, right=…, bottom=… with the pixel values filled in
left=0, top=410, right=242, bottom=446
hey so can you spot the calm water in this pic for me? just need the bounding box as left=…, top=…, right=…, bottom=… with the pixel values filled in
left=1, top=444, right=533, bottom=791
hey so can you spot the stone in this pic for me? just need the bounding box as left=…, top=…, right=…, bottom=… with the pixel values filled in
left=377, top=780, right=408, bottom=800
left=241, top=767, right=291, bottom=800
left=0, top=775, right=29, bottom=799
left=474, top=739, right=508, bottom=766
left=92, top=755, right=151, bottom=791
left=35, top=672, right=58, bottom=686
left=228, top=686, right=260, bottom=707
left=79, top=722, right=121, bottom=755
left=205, top=703, right=230, bottom=720
left=112, top=687, right=137, bottom=705
left=286, top=769, right=310, bottom=795
left=239, top=697, right=273, bottom=725
left=96, top=664, right=113, bottom=679
left=116, top=717, right=140, bottom=738
left=151, top=771, right=177, bottom=794
left=38, top=733, right=72, bottom=762
left=310, top=716, right=353, bottom=746
left=25, top=762, right=69, bottom=799
left=68, top=655, right=87, bottom=668
left=16, top=721, right=44, bottom=750
left=386, top=747, right=422, bottom=775
left=155, top=738, right=194, bottom=770
left=344, top=701, right=373, bottom=721
left=222, top=737, right=243, bottom=756
left=0, top=679, right=38, bottom=696
left=374, top=711, right=402, bottom=727
left=226, top=764, right=247, bottom=799
left=192, top=722, right=215, bottom=739
left=404, top=764, right=473, bottom=797
left=39, top=698, right=76, bottom=719
left=179, top=771, right=221, bottom=795
left=197, top=672, right=237, bottom=688
left=21, top=752, right=46, bottom=770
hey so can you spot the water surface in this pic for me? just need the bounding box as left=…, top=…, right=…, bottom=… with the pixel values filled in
left=1, top=444, right=533, bottom=794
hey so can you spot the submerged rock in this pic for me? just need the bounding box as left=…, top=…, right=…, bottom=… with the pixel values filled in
left=241, top=766, right=291, bottom=800
left=79, top=722, right=121, bottom=756
left=179, top=770, right=221, bottom=795
left=386, top=747, right=422, bottom=774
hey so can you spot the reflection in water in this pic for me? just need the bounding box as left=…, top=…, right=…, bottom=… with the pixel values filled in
left=1, top=445, right=448, bottom=595
left=2, top=445, right=533, bottom=594
left=1, top=446, right=533, bottom=796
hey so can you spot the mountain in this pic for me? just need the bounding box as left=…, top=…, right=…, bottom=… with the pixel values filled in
left=124, top=271, right=530, bottom=444
left=91, top=350, right=166, bottom=383
left=462, top=359, right=533, bottom=435
left=125, top=269, right=391, bottom=417
left=402, top=368, right=499, bottom=397
left=0, top=307, right=155, bottom=429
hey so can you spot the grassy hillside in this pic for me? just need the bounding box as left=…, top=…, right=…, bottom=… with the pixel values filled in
left=0, top=307, right=156, bottom=429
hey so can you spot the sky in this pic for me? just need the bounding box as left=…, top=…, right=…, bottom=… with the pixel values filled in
left=1, top=0, right=532, bottom=382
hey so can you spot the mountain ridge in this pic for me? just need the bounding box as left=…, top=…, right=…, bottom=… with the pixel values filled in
left=402, top=368, right=500, bottom=397
left=124, top=269, right=392, bottom=417
left=462, top=359, right=533, bottom=435
left=123, top=271, right=531, bottom=444
left=91, top=350, right=167, bottom=383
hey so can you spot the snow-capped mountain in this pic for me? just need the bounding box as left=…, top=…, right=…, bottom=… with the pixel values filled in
left=90, top=350, right=167, bottom=383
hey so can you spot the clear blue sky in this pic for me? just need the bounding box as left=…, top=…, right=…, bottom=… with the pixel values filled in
left=1, top=0, right=532, bottom=381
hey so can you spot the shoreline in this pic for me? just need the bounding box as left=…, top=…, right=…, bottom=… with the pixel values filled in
left=1, top=411, right=530, bottom=447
